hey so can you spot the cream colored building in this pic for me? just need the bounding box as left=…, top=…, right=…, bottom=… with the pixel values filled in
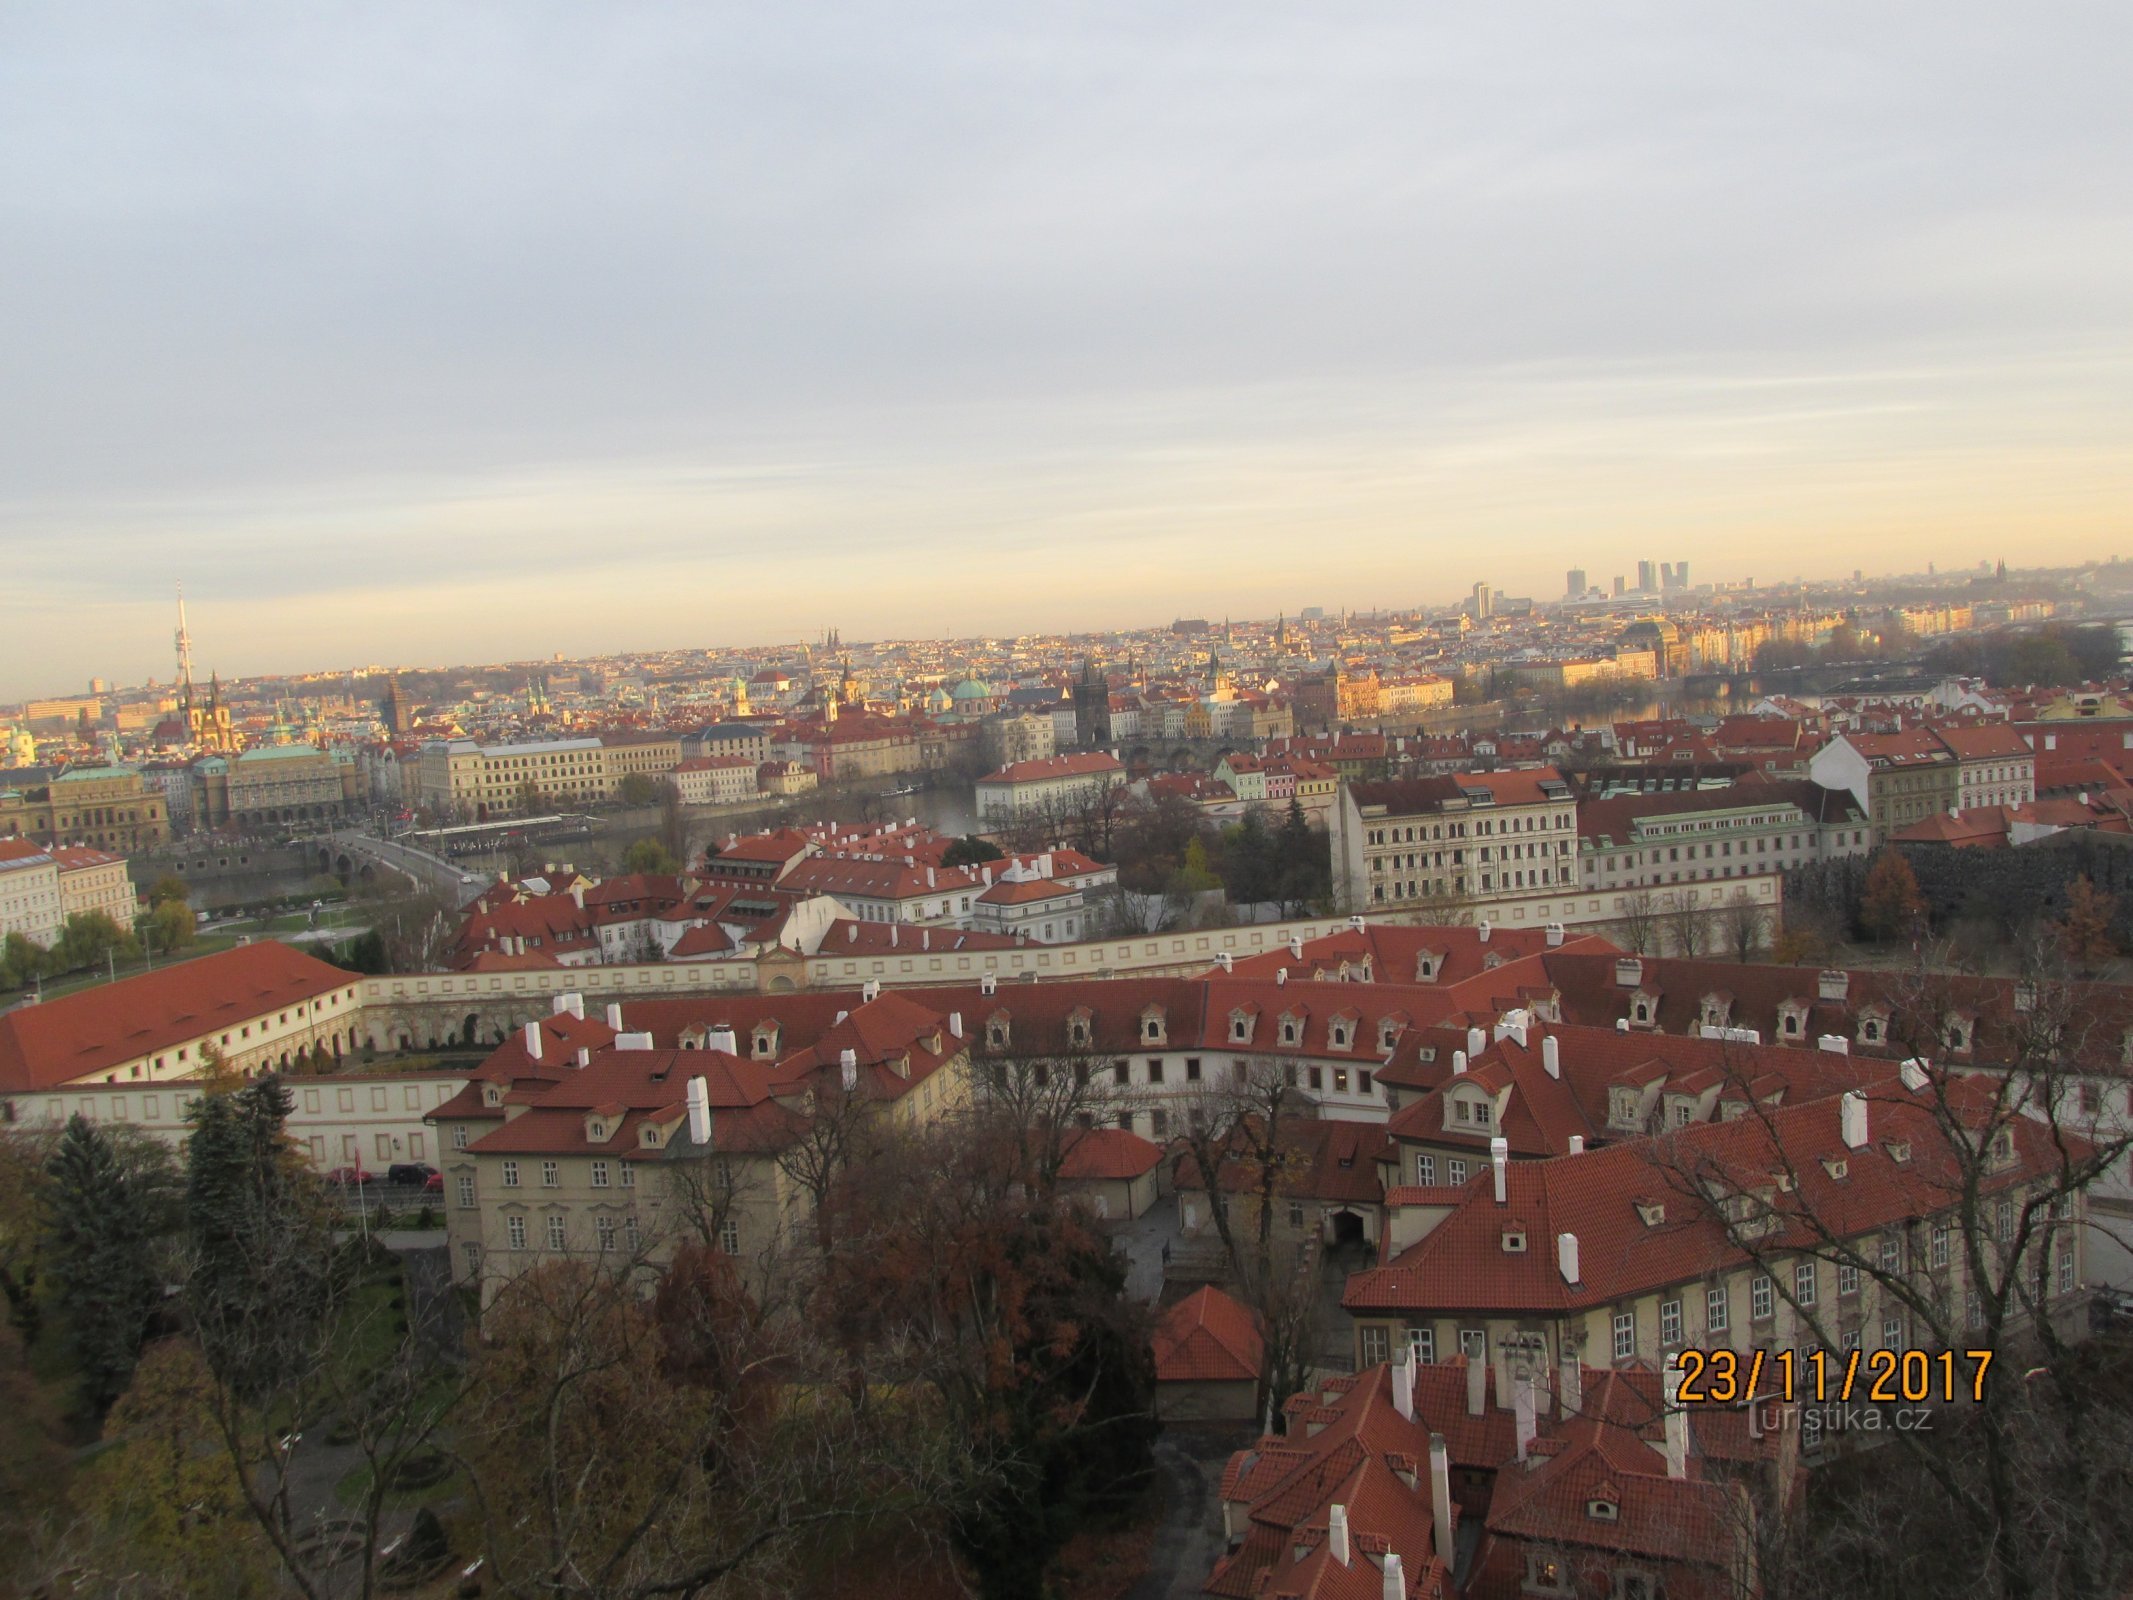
left=53, top=846, right=138, bottom=930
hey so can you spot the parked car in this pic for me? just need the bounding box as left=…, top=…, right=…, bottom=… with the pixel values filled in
left=324, top=1166, right=373, bottom=1188
left=387, top=1163, right=441, bottom=1191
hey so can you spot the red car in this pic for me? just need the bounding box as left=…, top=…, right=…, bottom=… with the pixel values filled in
left=324, top=1166, right=374, bottom=1188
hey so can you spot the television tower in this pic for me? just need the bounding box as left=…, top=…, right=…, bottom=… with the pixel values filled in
left=175, top=582, right=195, bottom=689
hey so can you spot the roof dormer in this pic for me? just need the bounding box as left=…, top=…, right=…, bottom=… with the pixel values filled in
left=1228, top=1007, right=1257, bottom=1044
left=1414, top=949, right=1445, bottom=983
left=1377, top=1015, right=1408, bottom=1053
left=1941, top=1011, right=1975, bottom=1056
left=985, top=1010, right=1011, bottom=1050
left=1327, top=1011, right=1358, bottom=1051
left=1629, top=988, right=1661, bottom=1028
left=1857, top=1004, right=1891, bottom=1048
left=752, top=1021, right=781, bottom=1059
left=1067, top=1006, right=1094, bottom=1049
left=1776, top=998, right=1809, bottom=1041
left=1277, top=1009, right=1306, bottom=1048
left=1699, top=992, right=1733, bottom=1031
left=1139, top=1004, right=1167, bottom=1045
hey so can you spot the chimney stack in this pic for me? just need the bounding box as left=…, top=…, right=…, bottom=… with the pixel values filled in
left=1840, top=1090, right=1869, bottom=1150
left=1467, top=1026, right=1485, bottom=1058
left=1541, top=1035, right=1560, bottom=1077
left=523, top=1021, right=543, bottom=1059
left=1559, top=1350, right=1582, bottom=1417
left=1568, top=1134, right=1584, bottom=1156
left=606, top=1002, right=623, bottom=1030
left=1900, top=1057, right=1930, bottom=1092
left=1327, top=1504, right=1349, bottom=1567
left=1216, top=952, right=1233, bottom=972
left=1478, top=920, right=1492, bottom=943
left=1452, top=1050, right=1467, bottom=1074
left=1381, top=1550, right=1406, bottom=1600
left=1557, top=1231, right=1581, bottom=1285
left=574, top=1047, right=590, bottom=1069
left=565, top=993, right=584, bottom=1020
left=862, top=979, right=880, bottom=1002
left=1277, top=969, right=1288, bottom=987
left=617, top=1031, right=653, bottom=1050
left=708, top=1025, right=738, bottom=1055
left=1491, top=1137, right=1509, bottom=1204
left=840, top=1048, right=859, bottom=1092
left=1290, top=935, right=1304, bottom=959
left=1391, top=1345, right=1415, bottom=1420
left=1466, top=1351, right=1486, bottom=1416
left=1429, top=1434, right=1454, bottom=1566
left=949, top=1011, right=963, bottom=1038
left=686, top=1075, right=712, bottom=1147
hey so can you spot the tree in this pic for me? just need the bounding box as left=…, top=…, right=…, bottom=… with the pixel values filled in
left=146, top=873, right=190, bottom=909
left=658, top=779, right=690, bottom=867
left=1175, top=1060, right=1323, bottom=1428
left=1860, top=847, right=1927, bottom=943
left=0, top=930, right=43, bottom=990
left=41, top=1116, right=164, bottom=1414
left=616, top=771, right=661, bottom=808
left=819, top=1129, right=1157, bottom=1600
left=942, top=834, right=1006, bottom=870
left=1721, top=888, right=1768, bottom=963
left=352, top=877, right=460, bottom=972
left=1611, top=888, right=1660, bottom=955
left=1661, top=890, right=1711, bottom=958
left=621, top=836, right=680, bottom=875
left=2058, top=874, right=2118, bottom=977
left=968, top=1041, right=1148, bottom=1203
left=459, top=1248, right=950, bottom=1599
left=1648, top=952, right=2133, bottom=1600
left=52, top=910, right=137, bottom=974
left=144, top=895, right=195, bottom=955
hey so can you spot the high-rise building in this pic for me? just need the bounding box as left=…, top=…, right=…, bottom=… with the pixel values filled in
left=1637, top=560, right=1658, bottom=593
left=1612, top=575, right=1627, bottom=597
left=1566, top=569, right=1587, bottom=599
left=1471, top=581, right=1494, bottom=619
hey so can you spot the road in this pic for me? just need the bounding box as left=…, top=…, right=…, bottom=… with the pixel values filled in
left=1121, top=1429, right=1250, bottom=1600
left=316, top=831, right=487, bottom=904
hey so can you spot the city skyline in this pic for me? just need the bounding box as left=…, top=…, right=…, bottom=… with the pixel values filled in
left=6, top=5, right=2131, bottom=691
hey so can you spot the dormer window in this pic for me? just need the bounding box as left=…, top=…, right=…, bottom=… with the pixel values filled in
left=1822, top=1156, right=1848, bottom=1181
left=1140, top=1007, right=1166, bottom=1045
left=1859, top=1013, right=1886, bottom=1046
left=1943, top=1016, right=1973, bottom=1054
left=588, top=1121, right=605, bottom=1141
left=1329, top=1021, right=1350, bottom=1049
left=484, top=1085, right=502, bottom=1106
left=1230, top=1010, right=1254, bottom=1043
left=1989, top=1127, right=2015, bottom=1166
left=987, top=1015, right=1010, bottom=1049
left=752, top=1024, right=779, bottom=1059
left=1587, top=1498, right=1619, bottom=1523
left=1069, top=1013, right=1092, bottom=1049
left=1635, top=1200, right=1665, bottom=1227
left=1379, top=1020, right=1403, bottom=1052
left=1502, top=1228, right=1527, bottom=1253
left=1416, top=953, right=1440, bottom=982
left=1781, top=1010, right=1804, bottom=1038
left=1280, top=1014, right=1301, bottom=1046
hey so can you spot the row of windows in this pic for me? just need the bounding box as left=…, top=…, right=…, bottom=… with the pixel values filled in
left=498, top=1158, right=637, bottom=1189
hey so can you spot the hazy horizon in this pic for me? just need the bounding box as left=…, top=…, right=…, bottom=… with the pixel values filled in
left=6, top=4, right=2130, bottom=698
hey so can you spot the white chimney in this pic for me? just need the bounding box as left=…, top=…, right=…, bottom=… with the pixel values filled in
left=1900, top=1057, right=1930, bottom=1092
left=1541, top=1035, right=1560, bottom=1077
left=1290, top=935, right=1304, bottom=959
left=551, top=993, right=572, bottom=1015
left=1277, top=969, right=1288, bottom=987
left=1491, top=1137, right=1509, bottom=1204
left=862, top=979, right=880, bottom=1002
left=926, top=866, right=936, bottom=887
left=1381, top=1550, right=1406, bottom=1600
left=708, top=1025, right=738, bottom=1055
left=1818, top=1034, right=1849, bottom=1054
left=840, top=1048, right=859, bottom=1091
left=565, top=993, right=584, bottom=1020
left=1557, top=1231, right=1581, bottom=1284
left=1327, top=1504, right=1350, bottom=1567
left=1614, top=957, right=1643, bottom=988
left=1663, top=1362, right=1688, bottom=1479
left=574, top=1047, right=590, bottom=1069
left=1391, top=1346, right=1415, bottom=1420
left=617, top=1031, right=654, bottom=1050
left=1478, top=920, right=1492, bottom=942
left=523, top=1021, right=542, bottom=1059
left=1452, top=1050, right=1467, bottom=1074
left=1467, top=1026, right=1486, bottom=1058
left=1559, top=1350, right=1581, bottom=1417
left=571, top=883, right=584, bottom=909
left=981, top=972, right=997, bottom=995
left=1568, top=1135, right=1584, bottom=1156
left=1616, top=1018, right=1630, bottom=1033
left=1429, top=1433, right=1454, bottom=1565
left=1840, top=1090, right=1869, bottom=1149
left=1545, top=921, right=1565, bottom=947
left=1466, top=1351, right=1486, bottom=1415
left=1350, top=913, right=1365, bottom=931
left=1513, top=1368, right=1537, bottom=1462
left=686, top=1075, right=711, bottom=1147
left=949, top=1011, right=963, bottom=1038
left=1819, top=969, right=1850, bottom=1002
left=605, top=1002, right=623, bottom=1030
left=1216, top=952, right=1233, bottom=972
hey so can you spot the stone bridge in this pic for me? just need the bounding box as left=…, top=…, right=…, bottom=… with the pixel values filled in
left=304, top=832, right=488, bottom=904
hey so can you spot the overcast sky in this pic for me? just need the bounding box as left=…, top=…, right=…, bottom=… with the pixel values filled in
left=3, top=3, right=2130, bottom=696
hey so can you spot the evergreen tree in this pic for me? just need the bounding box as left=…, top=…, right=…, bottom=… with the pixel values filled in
left=183, top=1077, right=329, bottom=1400
left=42, top=1116, right=161, bottom=1413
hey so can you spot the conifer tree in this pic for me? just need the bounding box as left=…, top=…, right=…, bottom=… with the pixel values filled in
left=42, top=1115, right=161, bottom=1413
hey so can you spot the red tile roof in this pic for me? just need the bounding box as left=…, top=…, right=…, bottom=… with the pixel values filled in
left=0, top=942, right=358, bottom=1094
left=1153, top=1285, right=1264, bottom=1383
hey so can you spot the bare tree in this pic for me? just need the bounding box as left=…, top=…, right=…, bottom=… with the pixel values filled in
left=1722, top=888, right=1769, bottom=963
left=1646, top=949, right=2133, bottom=1600
left=1662, top=889, right=1712, bottom=958
left=966, top=1042, right=1150, bottom=1201
left=1173, top=1058, right=1324, bottom=1427
left=1617, top=887, right=1661, bottom=956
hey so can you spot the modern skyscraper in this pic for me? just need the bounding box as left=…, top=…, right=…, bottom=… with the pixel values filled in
left=1637, top=560, right=1658, bottom=593
left=1566, top=569, right=1587, bottom=599
left=1472, top=581, right=1494, bottom=619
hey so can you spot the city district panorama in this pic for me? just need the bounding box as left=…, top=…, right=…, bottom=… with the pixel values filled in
left=8, top=559, right=2133, bottom=1600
